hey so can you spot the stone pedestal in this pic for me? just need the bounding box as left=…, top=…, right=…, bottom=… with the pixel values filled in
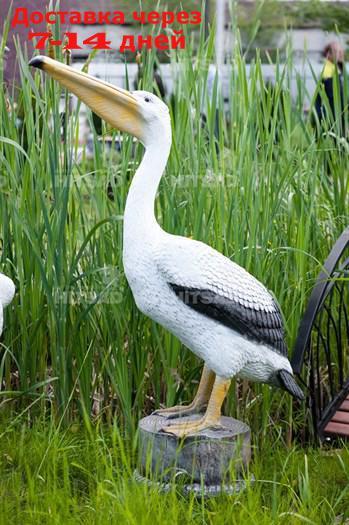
left=135, top=413, right=252, bottom=496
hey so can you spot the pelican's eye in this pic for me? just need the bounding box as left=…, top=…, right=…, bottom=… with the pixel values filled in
left=144, top=96, right=151, bottom=103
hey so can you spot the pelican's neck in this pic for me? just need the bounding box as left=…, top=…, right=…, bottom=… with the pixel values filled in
left=124, top=137, right=171, bottom=238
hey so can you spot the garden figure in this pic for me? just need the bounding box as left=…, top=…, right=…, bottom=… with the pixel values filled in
left=30, top=56, right=304, bottom=438
left=0, top=273, right=15, bottom=335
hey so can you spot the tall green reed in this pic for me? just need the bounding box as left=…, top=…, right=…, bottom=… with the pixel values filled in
left=0, top=23, right=348, bottom=438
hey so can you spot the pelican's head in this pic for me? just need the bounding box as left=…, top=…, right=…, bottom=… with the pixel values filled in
left=128, top=89, right=171, bottom=146
left=29, top=56, right=171, bottom=148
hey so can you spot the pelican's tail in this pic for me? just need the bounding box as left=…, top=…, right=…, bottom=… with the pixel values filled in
left=278, top=369, right=304, bottom=400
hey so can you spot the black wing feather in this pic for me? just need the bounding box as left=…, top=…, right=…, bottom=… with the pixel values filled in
left=169, top=283, right=287, bottom=356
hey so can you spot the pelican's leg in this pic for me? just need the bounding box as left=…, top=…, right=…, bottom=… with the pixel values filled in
left=153, top=365, right=215, bottom=419
left=161, top=376, right=231, bottom=437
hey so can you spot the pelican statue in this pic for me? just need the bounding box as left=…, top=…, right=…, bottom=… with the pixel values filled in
left=0, top=273, right=15, bottom=335
left=29, top=56, right=304, bottom=437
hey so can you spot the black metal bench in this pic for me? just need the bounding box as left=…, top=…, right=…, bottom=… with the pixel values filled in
left=291, top=227, right=349, bottom=441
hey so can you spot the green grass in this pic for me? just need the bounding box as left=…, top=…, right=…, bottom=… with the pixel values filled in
left=1, top=418, right=349, bottom=524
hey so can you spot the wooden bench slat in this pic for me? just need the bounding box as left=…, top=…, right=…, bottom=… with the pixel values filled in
left=331, top=411, right=349, bottom=424
left=339, top=400, right=349, bottom=411
left=324, top=421, right=349, bottom=437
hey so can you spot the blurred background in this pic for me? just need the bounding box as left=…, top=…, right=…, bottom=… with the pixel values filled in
left=4, top=1, right=349, bottom=79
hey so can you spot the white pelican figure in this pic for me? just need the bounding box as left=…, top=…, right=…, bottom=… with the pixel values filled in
left=30, top=56, right=304, bottom=437
left=0, top=273, right=15, bottom=335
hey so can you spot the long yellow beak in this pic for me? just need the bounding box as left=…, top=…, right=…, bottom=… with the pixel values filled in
left=29, top=55, right=143, bottom=139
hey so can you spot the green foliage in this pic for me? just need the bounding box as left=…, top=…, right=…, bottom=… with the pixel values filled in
left=0, top=23, right=348, bottom=441
left=237, top=0, right=349, bottom=32
left=1, top=418, right=349, bottom=524
left=293, top=0, right=349, bottom=33
left=237, top=0, right=349, bottom=60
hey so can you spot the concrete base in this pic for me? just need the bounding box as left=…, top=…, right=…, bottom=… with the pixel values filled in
left=137, top=412, right=252, bottom=495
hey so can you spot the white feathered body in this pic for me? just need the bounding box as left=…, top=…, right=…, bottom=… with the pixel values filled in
left=119, top=104, right=292, bottom=386
left=0, top=273, right=15, bottom=335
left=123, top=222, right=292, bottom=381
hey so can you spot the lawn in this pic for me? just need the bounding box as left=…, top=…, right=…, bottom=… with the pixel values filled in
left=1, top=418, right=349, bottom=525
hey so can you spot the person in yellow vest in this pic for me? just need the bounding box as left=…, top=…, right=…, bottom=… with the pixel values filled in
left=314, top=42, right=346, bottom=137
